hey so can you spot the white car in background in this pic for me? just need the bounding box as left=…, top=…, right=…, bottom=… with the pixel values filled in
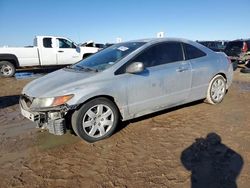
left=0, top=36, right=100, bottom=77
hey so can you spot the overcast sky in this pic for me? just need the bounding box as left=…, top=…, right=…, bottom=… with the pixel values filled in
left=0, top=0, right=249, bottom=46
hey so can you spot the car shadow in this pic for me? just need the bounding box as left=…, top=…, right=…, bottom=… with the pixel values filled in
left=181, top=132, right=243, bottom=188
left=67, top=99, right=205, bottom=137
left=0, top=95, right=20, bottom=109
left=116, top=99, right=204, bottom=133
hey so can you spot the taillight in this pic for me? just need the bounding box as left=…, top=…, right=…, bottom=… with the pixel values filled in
left=242, top=42, right=248, bottom=53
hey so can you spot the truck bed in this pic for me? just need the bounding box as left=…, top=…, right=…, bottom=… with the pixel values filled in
left=0, top=47, right=40, bottom=66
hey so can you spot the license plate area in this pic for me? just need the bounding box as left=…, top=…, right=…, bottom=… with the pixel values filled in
left=21, top=107, right=40, bottom=122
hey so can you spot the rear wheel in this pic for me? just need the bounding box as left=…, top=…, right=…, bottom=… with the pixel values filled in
left=71, top=97, right=119, bottom=142
left=206, top=75, right=226, bottom=104
left=0, top=61, right=16, bottom=77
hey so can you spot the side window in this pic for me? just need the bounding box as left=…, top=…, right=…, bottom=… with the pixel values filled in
left=132, top=42, right=184, bottom=67
left=184, top=43, right=206, bottom=60
left=43, top=38, right=52, bottom=48
left=85, top=43, right=94, bottom=47
left=58, top=38, right=75, bottom=48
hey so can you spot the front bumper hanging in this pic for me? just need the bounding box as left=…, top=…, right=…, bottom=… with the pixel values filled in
left=19, top=95, right=68, bottom=136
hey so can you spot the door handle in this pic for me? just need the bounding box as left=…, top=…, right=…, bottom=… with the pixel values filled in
left=58, top=50, right=64, bottom=53
left=176, top=67, right=189, bottom=72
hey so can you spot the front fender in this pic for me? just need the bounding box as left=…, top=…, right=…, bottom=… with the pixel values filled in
left=66, top=83, right=128, bottom=119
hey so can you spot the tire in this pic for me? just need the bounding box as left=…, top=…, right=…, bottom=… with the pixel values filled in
left=0, top=61, right=16, bottom=77
left=71, top=97, right=119, bottom=142
left=206, top=75, right=226, bottom=104
left=240, top=67, right=250, bottom=74
left=245, top=60, right=250, bottom=68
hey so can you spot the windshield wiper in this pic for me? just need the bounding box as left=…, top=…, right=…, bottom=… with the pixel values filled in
left=74, top=65, right=99, bottom=72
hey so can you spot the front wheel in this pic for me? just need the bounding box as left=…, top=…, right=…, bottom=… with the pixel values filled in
left=71, top=97, right=119, bottom=142
left=0, top=61, right=16, bottom=77
left=206, top=75, right=226, bottom=104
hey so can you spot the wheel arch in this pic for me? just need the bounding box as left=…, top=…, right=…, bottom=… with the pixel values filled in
left=216, top=72, right=227, bottom=81
left=210, top=72, right=227, bottom=83
left=74, top=95, right=124, bottom=120
left=0, top=54, right=20, bottom=68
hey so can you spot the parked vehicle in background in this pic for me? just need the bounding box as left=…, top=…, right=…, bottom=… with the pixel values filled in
left=224, top=39, right=250, bottom=65
left=20, top=38, right=233, bottom=142
left=105, top=43, right=115, bottom=48
left=197, top=41, right=227, bottom=52
left=80, top=40, right=113, bottom=50
left=0, top=36, right=99, bottom=77
left=80, top=41, right=104, bottom=54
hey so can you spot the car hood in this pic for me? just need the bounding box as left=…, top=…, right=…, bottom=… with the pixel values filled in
left=22, top=69, right=97, bottom=98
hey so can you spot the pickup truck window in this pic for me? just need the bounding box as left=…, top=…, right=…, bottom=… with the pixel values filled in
left=43, top=38, right=52, bottom=48
left=58, top=38, right=76, bottom=49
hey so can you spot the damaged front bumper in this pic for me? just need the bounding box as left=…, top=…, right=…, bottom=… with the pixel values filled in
left=20, top=95, right=75, bottom=135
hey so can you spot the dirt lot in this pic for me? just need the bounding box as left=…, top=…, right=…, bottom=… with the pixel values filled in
left=0, top=69, right=250, bottom=188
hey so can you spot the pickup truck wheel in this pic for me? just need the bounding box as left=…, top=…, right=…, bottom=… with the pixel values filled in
left=0, top=61, right=16, bottom=77
left=206, top=75, right=226, bottom=104
left=71, top=97, right=119, bottom=142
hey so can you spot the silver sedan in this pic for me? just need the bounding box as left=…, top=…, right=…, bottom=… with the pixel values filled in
left=20, top=38, right=233, bottom=142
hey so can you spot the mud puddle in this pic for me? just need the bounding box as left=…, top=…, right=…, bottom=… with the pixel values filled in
left=233, top=80, right=250, bottom=91
left=15, top=72, right=44, bottom=80
left=36, top=131, right=80, bottom=150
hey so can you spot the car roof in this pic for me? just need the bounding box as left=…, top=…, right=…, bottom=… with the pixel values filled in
left=123, top=37, right=215, bottom=55
left=127, top=37, right=193, bottom=43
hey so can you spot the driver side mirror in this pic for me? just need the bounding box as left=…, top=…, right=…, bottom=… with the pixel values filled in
left=126, top=62, right=144, bottom=74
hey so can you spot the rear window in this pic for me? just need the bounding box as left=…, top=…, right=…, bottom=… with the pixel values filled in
left=43, top=38, right=52, bottom=48
left=184, top=43, right=206, bottom=60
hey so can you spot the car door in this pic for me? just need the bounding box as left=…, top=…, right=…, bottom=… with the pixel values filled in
left=182, top=43, right=210, bottom=101
left=56, top=38, right=82, bottom=65
left=39, top=37, right=58, bottom=65
left=124, top=42, right=192, bottom=117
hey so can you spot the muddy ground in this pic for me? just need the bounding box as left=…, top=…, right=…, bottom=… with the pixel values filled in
left=0, top=69, right=250, bottom=188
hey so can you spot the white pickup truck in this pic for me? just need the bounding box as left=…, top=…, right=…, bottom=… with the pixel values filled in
left=0, top=36, right=100, bottom=77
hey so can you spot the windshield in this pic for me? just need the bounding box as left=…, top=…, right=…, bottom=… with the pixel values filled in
left=71, top=42, right=146, bottom=71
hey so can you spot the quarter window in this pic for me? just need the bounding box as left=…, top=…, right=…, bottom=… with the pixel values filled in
left=132, top=42, right=184, bottom=67
left=184, top=43, right=206, bottom=60
left=43, top=38, right=52, bottom=48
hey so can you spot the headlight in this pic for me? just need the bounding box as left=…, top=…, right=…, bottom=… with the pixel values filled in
left=31, top=94, right=74, bottom=108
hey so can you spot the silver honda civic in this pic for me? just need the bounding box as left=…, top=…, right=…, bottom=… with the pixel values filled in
left=20, top=38, right=233, bottom=142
